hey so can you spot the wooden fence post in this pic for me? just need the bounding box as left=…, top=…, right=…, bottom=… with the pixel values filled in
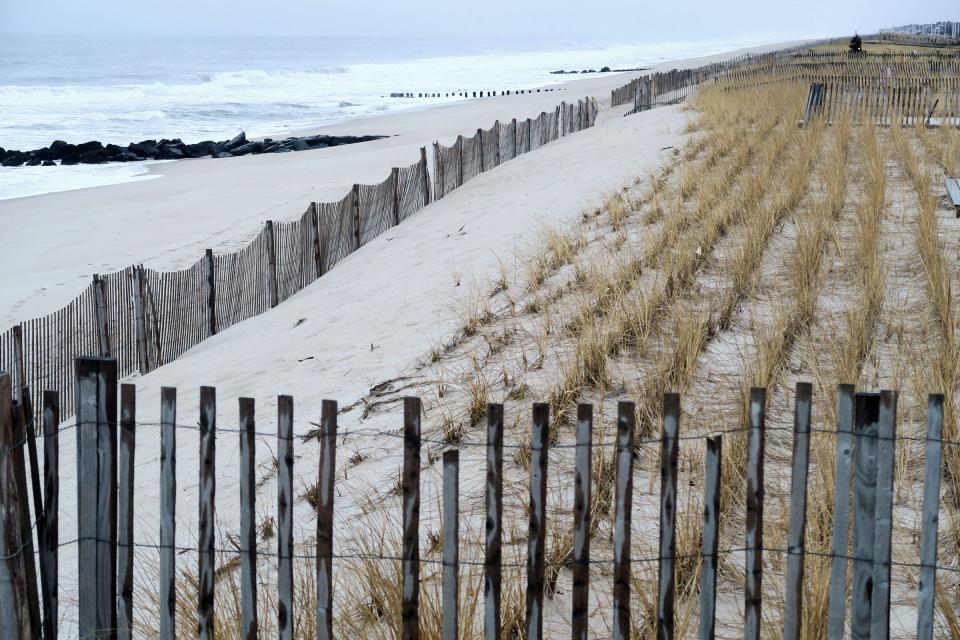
left=916, top=394, right=944, bottom=640
left=869, top=390, right=897, bottom=638
left=159, top=387, right=176, bottom=640
left=238, top=397, right=258, bottom=640
left=18, top=388, right=44, bottom=636
left=198, top=386, right=216, bottom=640
left=420, top=146, right=431, bottom=205
left=75, top=356, right=118, bottom=639
left=658, top=394, right=680, bottom=640
left=264, top=221, right=279, bottom=308
left=132, top=267, right=149, bottom=373
left=744, top=387, right=765, bottom=640
left=493, top=120, right=501, bottom=166
left=310, top=203, right=323, bottom=278
left=442, top=450, right=459, bottom=640
left=783, top=383, right=812, bottom=640
left=351, top=184, right=362, bottom=249
left=391, top=167, right=402, bottom=226
left=402, top=397, right=421, bottom=640
left=850, top=392, right=880, bottom=640
left=613, top=401, right=635, bottom=640
left=11, top=324, right=25, bottom=394
left=477, top=128, right=485, bottom=173
left=525, top=403, right=549, bottom=640
left=0, top=373, right=33, bottom=640
left=317, top=399, right=338, bottom=640
left=118, top=384, right=136, bottom=640
left=457, top=136, right=464, bottom=187
left=92, top=275, right=111, bottom=358
left=699, top=435, right=722, bottom=640
left=511, top=119, right=518, bottom=158
left=484, top=403, right=503, bottom=640
left=277, top=395, right=294, bottom=640
left=205, top=249, right=217, bottom=337
left=571, top=404, right=592, bottom=640
left=827, top=384, right=855, bottom=639
left=41, top=391, right=59, bottom=640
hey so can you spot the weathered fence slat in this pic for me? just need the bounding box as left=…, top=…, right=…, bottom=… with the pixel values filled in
left=442, top=450, right=459, bottom=640
left=76, top=356, right=117, bottom=640
left=198, top=386, right=216, bottom=640
left=869, top=390, right=897, bottom=638
left=317, top=399, right=338, bottom=640
left=484, top=403, right=504, bottom=640
left=571, top=403, right=592, bottom=640
left=278, top=395, right=294, bottom=640
left=525, top=403, right=550, bottom=640
left=159, top=387, right=177, bottom=640
left=783, top=382, right=812, bottom=640
left=613, top=401, right=635, bottom=640
left=850, top=392, right=880, bottom=640
left=744, top=387, right=765, bottom=640
left=264, top=220, right=279, bottom=308
left=18, top=389, right=44, bottom=640
left=916, top=394, right=944, bottom=640
left=41, top=391, right=59, bottom=640
left=402, top=397, right=421, bottom=640
left=699, top=435, right=722, bottom=640
left=658, top=393, right=680, bottom=640
left=118, top=384, right=136, bottom=640
left=827, top=384, right=855, bottom=639
left=238, top=397, right=258, bottom=640
left=0, top=373, right=32, bottom=640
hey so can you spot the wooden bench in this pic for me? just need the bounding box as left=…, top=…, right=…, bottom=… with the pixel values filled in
left=946, top=178, right=960, bottom=216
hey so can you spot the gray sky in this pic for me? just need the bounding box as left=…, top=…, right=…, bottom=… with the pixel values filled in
left=0, top=0, right=955, bottom=42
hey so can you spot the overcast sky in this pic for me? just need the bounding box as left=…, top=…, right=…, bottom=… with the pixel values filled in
left=0, top=0, right=955, bottom=42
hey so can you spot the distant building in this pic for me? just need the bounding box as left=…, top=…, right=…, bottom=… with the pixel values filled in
left=880, top=21, right=960, bottom=38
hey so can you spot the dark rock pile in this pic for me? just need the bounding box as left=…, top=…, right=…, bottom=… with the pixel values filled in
left=0, top=132, right=386, bottom=167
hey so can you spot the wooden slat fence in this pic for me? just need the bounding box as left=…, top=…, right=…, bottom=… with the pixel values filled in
left=432, top=98, right=595, bottom=201
left=2, top=365, right=958, bottom=638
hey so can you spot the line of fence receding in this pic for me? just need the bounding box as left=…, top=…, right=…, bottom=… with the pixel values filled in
left=0, top=367, right=956, bottom=639
left=0, top=99, right=599, bottom=429
left=431, top=97, right=597, bottom=200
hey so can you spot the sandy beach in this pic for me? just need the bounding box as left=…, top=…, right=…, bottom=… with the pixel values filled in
left=0, top=41, right=800, bottom=328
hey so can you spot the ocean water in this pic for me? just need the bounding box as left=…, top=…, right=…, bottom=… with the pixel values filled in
left=0, top=35, right=756, bottom=200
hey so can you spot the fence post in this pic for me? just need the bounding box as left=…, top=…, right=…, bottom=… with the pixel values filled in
left=493, top=120, right=501, bottom=166
left=159, top=387, right=176, bottom=640
left=613, top=401, right=635, bottom=640
left=41, top=391, right=59, bottom=640
left=0, top=373, right=32, bottom=640
left=92, top=275, right=111, bottom=358
left=239, top=398, right=258, bottom=640
left=197, top=386, right=216, bottom=640
left=827, top=384, right=855, bottom=639
left=850, top=392, right=880, bottom=640
left=75, top=356, right=118, bottom=639
left=526, top=119, right=532, bottom=153
left=484, top=404, right=503, bottom=640
left=18, top=388, right=44, bottom=632
left=11, top=324, right=25, bottom=394
left=571, top=404, right=592, bottom=640
left=869, top=390, right=897, bottom=638
left=310, top=203, right=323, bottom=278
left=442, top=450, right=459, bottom=640
left=525, top=403, right=549, bottom=640
left=916, top=394, right=944, bottom=640
left=317, top=399, right=338, bottom=640
left=118, top=384, right=136, bottom=640
left=402, top=397, right=421, bottom=640
left=783, top=382, right=812, bottom=640
left=477, top=128, right=485, bottom=173
left=457, top=136, right=464, bottom=187
left=204, top=249, right=217, bottom=337
left=351, top=184, right=362, bottom=249
left=132, top=267, right=149, bottom=373
left=264, top=221, right=279, bottom=308
left=699, top=435, right=722, bottom=640
left=511, top=119, right=518, bottom=158
left=391, top=167, right=402, bottom=226
left=278, top=395, right=294, bottom=640
left=744, top=387, right=766, bottom=640
left=658, top=394, right=680, bottom=640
